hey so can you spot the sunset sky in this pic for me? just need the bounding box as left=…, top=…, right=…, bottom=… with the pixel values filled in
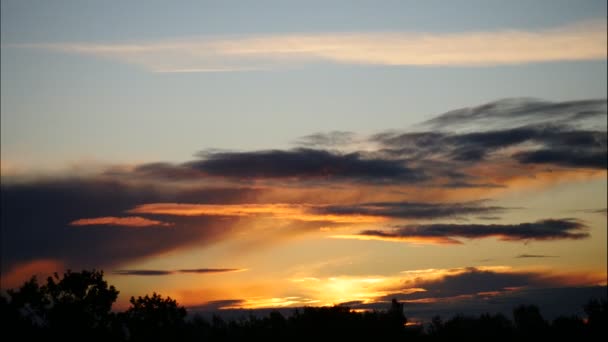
left=1, top=0, right=606, bottom=320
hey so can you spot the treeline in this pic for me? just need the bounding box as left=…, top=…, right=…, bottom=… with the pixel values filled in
left=1, top=270, right=606, bottom=341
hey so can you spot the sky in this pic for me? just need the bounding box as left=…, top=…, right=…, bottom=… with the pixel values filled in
left=1, top=0, right=607, bottom=321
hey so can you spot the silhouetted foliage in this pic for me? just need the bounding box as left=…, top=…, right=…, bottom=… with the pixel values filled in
left=584, top=298, right=608, bottom=337
left=513, top=304, right=548, bottom=340
left=2, top=270, right=118, bottom=341
left=1, top=270, right=607, bottom=341
left=123, top=293, right=187, bottom=341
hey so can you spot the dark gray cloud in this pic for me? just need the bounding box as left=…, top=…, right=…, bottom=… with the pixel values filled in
left=114, top=268, right=243, bottom=276
left=384, top=267, right=551, bottom=302
left=516, top=254, right=558, bottom=258
left=0, top=179, right=257, bottom=273
left=375, top=126, right=607, bottom=169
left=315, top=201, right=506, bottom=219
left=373, top=98, right=606, bottom=170
left=114, top=270, right=174, bottom=276
left=186, top=148, right=425, bottom=183
left=96, top=99, right=606, bottom=187
left=423, top=98, right=607, bottom=130
left=514, top=148, right=607, bottom=169
left=358, top=219, right=588, bottom=244
left=179, top=268, right=242, bottom=274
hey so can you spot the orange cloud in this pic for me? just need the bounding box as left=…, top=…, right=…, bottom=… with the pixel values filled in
left=128, top=203, right=384, bottom=223
left=70, top=216, right=172, bottom=227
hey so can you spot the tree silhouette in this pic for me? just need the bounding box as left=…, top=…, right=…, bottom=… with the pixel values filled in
left=124, top=292, right=187, bottom=341
left=513, top=304, right=548, bottom=340
left=2, top=270, right=118, bottom=341
left=584, top=298, right=608, bottom=338
left=1, top=269, right=607, bottom=341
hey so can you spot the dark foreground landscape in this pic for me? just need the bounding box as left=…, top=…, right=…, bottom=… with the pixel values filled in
left=1, top=270, right=606, bottom=341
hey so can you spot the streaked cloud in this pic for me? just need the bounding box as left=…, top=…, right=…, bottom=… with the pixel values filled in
left=422, top=98, right=607, bottom=131
left=128, top=200, right=504, bottom=222
left=70, top=216, right=172, bottom=227
left=582, top=208, right=607, bottom=216
left=22, top=20, right=607, bottom=72
left=314, top=201, right=506, bottom=219
left=334, top=219, right=589, bottom=244
left=516, top=254, right=558, bottom=258
left=114, top=268, right=245, bottom=276
left=128, top=203, right=384, bottom=223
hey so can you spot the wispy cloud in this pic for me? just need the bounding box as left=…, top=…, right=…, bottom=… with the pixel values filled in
left=580, top=208, right=608, bottom=216
left=128, top=203, right=384, bottom=223
left=128, top=200, right=504, bottom=222
left=333, top=219, right=589, bottom=244
left=314, top=201, right=506, bottom=219
left=70, top=216, right=172, bottom=227
left=516, top=254, right=558, bottom=258
left=22, top=20, right=607, bottom=72
left=114, top=268, right=245, bottom=276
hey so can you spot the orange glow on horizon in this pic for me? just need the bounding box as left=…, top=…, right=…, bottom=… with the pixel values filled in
left=1, top=259, right=64, bottom=289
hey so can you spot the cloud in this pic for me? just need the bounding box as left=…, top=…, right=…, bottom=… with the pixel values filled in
left=372, top=98, right=607, bottom=172
left=179, top=268, right=245, bottom=274
left=114, top=270, right=174, bottom=276
left=127, top=200, right=504, bottom=223
left=337, top=219, right=589, bottom=244
left=423, top=98, right=607, bottom=131
left=21, top=20, right=607, bottom=72
left=516, top=254, right=558, bottom=258
left=70, top=216, right=172, bottom=227
left=86, top=99, right=605, bottom=188
left=0, top=179, right=255, bottom=272
left=375, top=125, right=607, bottom=169
left=186, top=148, right=424, bottom=183
left=383, top=267, right=552, bottom=301
left=582, top=208, right=608, bottom=216
left=128, top=203, right=384, bottom=223
left=315, top=201, right=506, bottom=219
left=514, top=148, right=607, bottom=169
left=114, top=268, right=244, bottom=276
